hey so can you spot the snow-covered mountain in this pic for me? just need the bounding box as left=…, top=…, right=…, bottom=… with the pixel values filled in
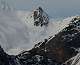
left=1, top=1, right=80, bottom=65
left=0, top=14, right=80, bottom=65
left=0, top=6, right=72, bottom=55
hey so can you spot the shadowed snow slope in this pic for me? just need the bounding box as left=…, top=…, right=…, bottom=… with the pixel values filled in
left=0, top=10, right=73, bottom=55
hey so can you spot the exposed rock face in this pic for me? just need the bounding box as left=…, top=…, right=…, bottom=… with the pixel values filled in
left=0, top=45, right=9, bottom=65
left=1, top=16, right=80, bottom=65
left=0, top=45, right=20, bottom=65
left=0, top=45, right=61, bottom=65
left=33, top=7, right=49, bottom=27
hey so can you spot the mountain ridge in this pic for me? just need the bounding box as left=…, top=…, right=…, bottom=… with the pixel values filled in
left=0, top=16, right=80, bottom=65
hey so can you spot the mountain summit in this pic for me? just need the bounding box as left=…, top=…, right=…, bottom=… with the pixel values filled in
left=32, top=7, right=49, bottom=27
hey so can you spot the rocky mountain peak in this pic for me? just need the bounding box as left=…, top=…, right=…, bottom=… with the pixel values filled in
left=32, top=6, right=49, bottom=27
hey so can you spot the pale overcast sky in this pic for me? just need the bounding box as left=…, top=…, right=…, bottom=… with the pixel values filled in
left=1, top=0, right=80, bottom=18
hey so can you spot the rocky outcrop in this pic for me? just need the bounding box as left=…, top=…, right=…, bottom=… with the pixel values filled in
left=0, top=45, right=9, bottom=65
